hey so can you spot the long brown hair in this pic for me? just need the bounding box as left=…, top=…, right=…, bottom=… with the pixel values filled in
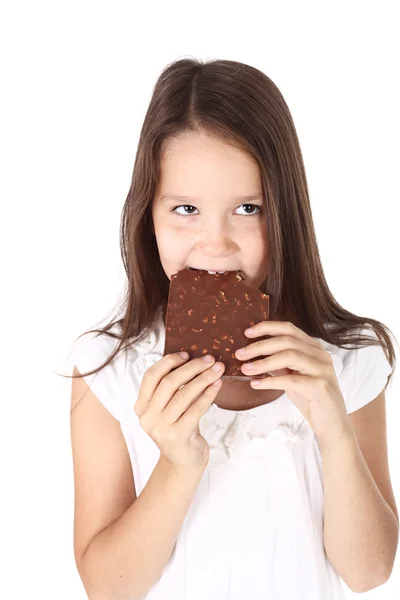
left=61, top=57, right=397, bottom=402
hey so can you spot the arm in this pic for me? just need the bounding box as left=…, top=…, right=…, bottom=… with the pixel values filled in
left=319, top=423, right=399, bottom=593
left=80, top=456, right=205, bottom=600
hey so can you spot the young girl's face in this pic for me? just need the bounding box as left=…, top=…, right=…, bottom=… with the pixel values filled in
left=151, top=130, right=269, bottom=290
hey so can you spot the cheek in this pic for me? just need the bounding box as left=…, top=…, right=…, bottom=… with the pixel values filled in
left=155, top=228, right=188, bottom=259
left=245, top=229, right=268, bottom=254
left=157, top=227, right=188, bottom=246
left=158, top=220, right=193, bottom=240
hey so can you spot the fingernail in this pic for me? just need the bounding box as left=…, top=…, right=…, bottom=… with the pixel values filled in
left=202, top=355, right=214, bottom=363
left=212, top=362, right=223, bottom=371
left=180, top=352, right=189, bottom=359
left=242, top=363, right=254, bottom=371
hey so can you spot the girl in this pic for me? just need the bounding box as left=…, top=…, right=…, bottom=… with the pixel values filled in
left=66, top=58, right=399, bottom=599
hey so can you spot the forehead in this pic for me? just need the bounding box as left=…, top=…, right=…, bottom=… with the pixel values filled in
left=157, top=133, right=262, bottom=201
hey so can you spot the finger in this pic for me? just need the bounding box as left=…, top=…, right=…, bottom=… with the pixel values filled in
left=162, top=361, right=225, bottom=421
left=175, top=377, right=223, bottom=436
left=241, top=350, right=330, bottom=378
left=134, top=352, right=189, bottom=418
left=147, top=355, right=219, bottom=415
left=245, top=320, right=324, bottom=351
left=250, top=373, right=324, bottom=397
left=237, top=335, right=324, bottom=363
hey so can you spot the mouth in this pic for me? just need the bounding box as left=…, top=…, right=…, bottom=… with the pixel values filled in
left=186, top=267, right=245, bottom=280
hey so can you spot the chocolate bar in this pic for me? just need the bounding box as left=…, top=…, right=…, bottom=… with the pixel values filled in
left=163, top=268, right=271, bottom=379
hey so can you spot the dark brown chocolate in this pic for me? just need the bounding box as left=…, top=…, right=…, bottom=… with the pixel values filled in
left=163, top=268, right=271, bottom=379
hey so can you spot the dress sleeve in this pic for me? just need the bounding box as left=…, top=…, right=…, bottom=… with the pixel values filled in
left=69, top=332, right=121, bottom=422
left=346, top=326, right=393, bottom=414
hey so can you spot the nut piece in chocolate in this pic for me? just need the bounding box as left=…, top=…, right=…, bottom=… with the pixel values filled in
left=163, top=268, right=271, bottom=379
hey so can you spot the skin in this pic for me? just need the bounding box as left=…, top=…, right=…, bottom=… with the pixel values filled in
left=151, top=130, right=284, bottom=410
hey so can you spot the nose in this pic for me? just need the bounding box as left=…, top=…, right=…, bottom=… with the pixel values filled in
left=197, top=229, right=236, bottom=255
left=199, top=216, right=236, bottom=246
left=189, top=219, right=239, bottom=269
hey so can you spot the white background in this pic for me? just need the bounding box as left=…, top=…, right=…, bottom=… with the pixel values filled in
left=1, top=0, right=399, bottom=598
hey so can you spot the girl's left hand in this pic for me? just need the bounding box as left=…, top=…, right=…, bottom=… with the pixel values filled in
left=235, top=320, right=352, bottom=444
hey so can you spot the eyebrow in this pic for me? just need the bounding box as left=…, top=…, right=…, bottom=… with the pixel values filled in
left=160, top=193, right=264, bottom=203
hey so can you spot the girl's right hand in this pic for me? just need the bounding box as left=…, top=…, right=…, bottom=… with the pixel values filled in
left=134, top=352, right=225, bottom=471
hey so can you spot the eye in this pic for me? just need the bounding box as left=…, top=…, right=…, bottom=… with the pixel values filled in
left=171, top=204, right=262, bottom=217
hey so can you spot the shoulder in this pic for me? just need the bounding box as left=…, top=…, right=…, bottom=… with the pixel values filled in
left=319, top=323, right=393, bottom=415
left=68, top=323, right=129, bottom=422
left=67, top=314, right=165, bottom=420
left=69, top=324, right=124, bottom=375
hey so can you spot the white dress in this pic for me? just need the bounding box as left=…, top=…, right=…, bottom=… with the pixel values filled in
left=68, top=310, right=393, bottom=599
